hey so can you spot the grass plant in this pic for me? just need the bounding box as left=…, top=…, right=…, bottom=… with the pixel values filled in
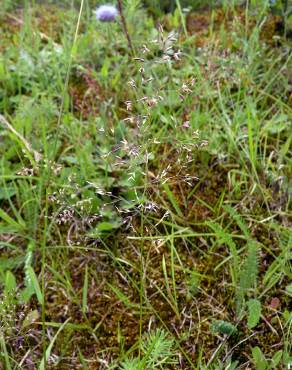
left=0, top=0, right=291, bottom=368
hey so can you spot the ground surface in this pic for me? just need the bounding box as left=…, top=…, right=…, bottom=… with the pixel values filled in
left=0, top=1, right=291, bottom=369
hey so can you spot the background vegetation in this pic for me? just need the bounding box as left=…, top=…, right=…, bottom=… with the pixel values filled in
left=0, top=0, right=291, bottom=368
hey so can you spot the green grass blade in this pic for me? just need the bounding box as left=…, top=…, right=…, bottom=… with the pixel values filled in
left=162, top=183, right=183, bottom=217
left=0, top=332, right=12, bottom=370
left=0, top=208, right=25, bottom=230
left=82, top=264, right=88, bottom=315
left=39, top=318, right=70, bottom=370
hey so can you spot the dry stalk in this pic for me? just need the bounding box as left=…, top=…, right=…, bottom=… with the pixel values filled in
left=117, top=0, right=134, bottom=55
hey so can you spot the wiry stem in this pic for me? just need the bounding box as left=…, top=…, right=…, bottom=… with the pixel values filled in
left=117, top=0, right=134, bottom=55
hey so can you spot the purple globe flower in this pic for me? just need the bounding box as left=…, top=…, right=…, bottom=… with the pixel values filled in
left=95, top=5, right=118, bottom=22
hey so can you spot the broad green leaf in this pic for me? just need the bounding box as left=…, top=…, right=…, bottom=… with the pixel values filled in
left=285, top=283, right=292, bottom=296
left=19, top=285, right=35, bottom=303
left=252, top=347, right=268, bottom=370
left=22, top=309, right=40, bottom=328
left=27, top=266, right=43, bottom=305
left=4, top=270, right=16, bottom=292
left=211, top=320, right=237, bottom=336
left=0, top=188, right=16, bottom=200
left=88, top=220, right=121, bottom=237
left=247, top=299, right=261, bottom=329
left=271, top=350, right=282, bottom=368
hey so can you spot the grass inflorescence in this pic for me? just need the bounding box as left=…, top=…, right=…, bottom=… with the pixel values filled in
left=0, top=0, right=291, bottom=368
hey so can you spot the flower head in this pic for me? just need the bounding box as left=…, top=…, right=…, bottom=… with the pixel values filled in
left=95, top=5, right=118, bottom=22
